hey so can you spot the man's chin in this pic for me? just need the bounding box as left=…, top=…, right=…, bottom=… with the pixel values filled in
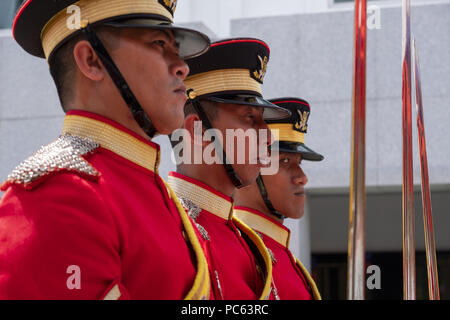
left=296, top=211, right=305, bottom=219
left=281, top=207, right=304, bottom=220
left=154, top=115, right=184, bottom=135
left=293, top=204, right=306, bottom=219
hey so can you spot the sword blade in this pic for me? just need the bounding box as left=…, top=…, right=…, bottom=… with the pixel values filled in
left=347, top=0, right=367, bottom=301
left=402, top=0, right=416, bottom=300
left=413, top=38, right=440, bottom=300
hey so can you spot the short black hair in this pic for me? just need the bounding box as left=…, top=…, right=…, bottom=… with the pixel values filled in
left=48, top=27, right=122, bottom=112
left=48, top=33, right=86, bottom=112
left=169, top=99, right=221, bottom=148
left=184, top=99, right=220, bottom=121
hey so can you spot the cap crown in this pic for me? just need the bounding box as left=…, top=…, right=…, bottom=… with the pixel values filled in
left=13, top=0, right=178, bottom=59
left=268, top=98, right=311, bottom=134
left=185, top=38, right=270, bottom=99
left=187, top=38, right=270, bottom=82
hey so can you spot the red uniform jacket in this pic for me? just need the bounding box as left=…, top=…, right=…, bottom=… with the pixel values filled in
left=0, top=110, right=210, bottom=300
left=167, top=172, right=272, bottom=300
left=234, top=206, right=321, bottom=300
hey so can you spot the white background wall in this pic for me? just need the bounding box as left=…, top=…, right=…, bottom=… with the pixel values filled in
left=173, top=0, right=450, bottom=38
left=175, top=0, right=329, bottom=38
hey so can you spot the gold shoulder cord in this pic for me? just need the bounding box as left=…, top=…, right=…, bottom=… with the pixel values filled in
left=165, top=182, right=211, bottom=300
left=295, top=258, right=322, bottom=300
left=233, top=216, right=273, bottom=300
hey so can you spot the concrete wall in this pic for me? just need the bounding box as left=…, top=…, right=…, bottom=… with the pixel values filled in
left=309, top=187, right=450, bottom=253
left=176, top=0, right=329, bottom=38
left=231, top=2, right=450, bottom=191
left=175, top=0, right=450, bottom=38
left=0, top=1, right=17, bottom=29
left=230, top=2, right=450, bottom=255
left=0, top=30, right=63, bottom=182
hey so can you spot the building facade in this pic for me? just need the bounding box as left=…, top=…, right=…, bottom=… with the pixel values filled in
left=1, top=0, right=450, bottom=299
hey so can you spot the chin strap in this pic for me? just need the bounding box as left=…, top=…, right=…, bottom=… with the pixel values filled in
left=187, top=94, right=244, bottom=188
left=82, top=25, right=157, bottom=138
left=256, top=175, right=286, bottom=220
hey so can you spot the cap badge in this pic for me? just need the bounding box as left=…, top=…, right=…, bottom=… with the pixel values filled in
left=251, top=55, right=268, bottom=84
left=159, top=0, right=178, bottom=16
left=294, top=110, right=309, bottom=132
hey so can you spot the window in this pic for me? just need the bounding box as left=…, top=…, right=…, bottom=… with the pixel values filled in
left=312, top=251, right=450, bottom=299
left=0, top=0, right=22, bottom=29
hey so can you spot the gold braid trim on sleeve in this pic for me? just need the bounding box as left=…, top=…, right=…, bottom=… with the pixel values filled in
left=165, top=182, right=211, bottom=300
left=295, top=258, right=322, bottom=300
left=233, top=216, right=273, bottom=300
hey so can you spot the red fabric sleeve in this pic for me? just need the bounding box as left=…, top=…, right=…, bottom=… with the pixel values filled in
left=0, top=173, right=122, bottom=299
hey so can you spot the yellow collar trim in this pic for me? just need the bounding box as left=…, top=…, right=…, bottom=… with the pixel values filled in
left=62, top=114, right=159, bottom=173
left=167, top=174, right=233, bottom=221
left=185, top=68, right=262, bottom=98
left=268, top=123, right=305, bottom=144
left=234, top=207, right=291, bottom=248
left=41, top=0, right=174, bottom=60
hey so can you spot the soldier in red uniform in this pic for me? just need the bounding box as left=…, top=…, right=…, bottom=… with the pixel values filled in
left=0, top=0, right=211, bottom=299
left=168, top=38, right=291, bottom=299
left=234, top=98, right=323, bottom=300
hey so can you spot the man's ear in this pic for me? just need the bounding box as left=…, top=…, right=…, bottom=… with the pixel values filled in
left=73, top=40, right=106, bottom=81
left=184, top=113, right=209, bottom=146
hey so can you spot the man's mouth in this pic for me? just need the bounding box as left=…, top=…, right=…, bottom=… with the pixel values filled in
left=174, top=85, right=187, bottom=96
left=294, top=189, right=305, bottom=196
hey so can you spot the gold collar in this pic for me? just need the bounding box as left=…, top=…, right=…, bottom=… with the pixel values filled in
left=234, top=206, right=291, bottom=248
left=62, top=111, right=160, bottom=173
left=167, top=172, right=233, bottom=221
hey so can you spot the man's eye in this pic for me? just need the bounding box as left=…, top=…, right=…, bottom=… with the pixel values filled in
left=154, top=40, right=166, bottom=47
left=280, top=158, right=289, bottom=164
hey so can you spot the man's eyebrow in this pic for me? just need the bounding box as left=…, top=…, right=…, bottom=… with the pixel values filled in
left=158, top=30, right=180, bottom=48
left=159, top=30, right=172, bottom=41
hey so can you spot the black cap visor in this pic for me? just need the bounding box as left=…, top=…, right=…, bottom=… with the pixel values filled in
left=205, top=94, right=291, bottom=121
left=271, top=141, right=324, bottom=161
left=103, top=18, right=210, bottom=59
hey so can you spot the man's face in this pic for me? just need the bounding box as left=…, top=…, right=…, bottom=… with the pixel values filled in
left=108, top=28, right=189, bottom=134
left=262, top=152, right=308, bottom=219
left=211, top=103, right=272, bottom=187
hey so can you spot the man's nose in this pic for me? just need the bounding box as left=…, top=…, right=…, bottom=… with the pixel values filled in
left=293, top=166, right=308, bottom=186
left=171, top=55, right=190, bottom=80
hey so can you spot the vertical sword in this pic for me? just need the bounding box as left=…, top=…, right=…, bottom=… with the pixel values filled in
left=401, top=0, right=416, bottom=300
left=413, top=38, right=440, bottom=300
left=347, top=0, right=367, bottom=300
